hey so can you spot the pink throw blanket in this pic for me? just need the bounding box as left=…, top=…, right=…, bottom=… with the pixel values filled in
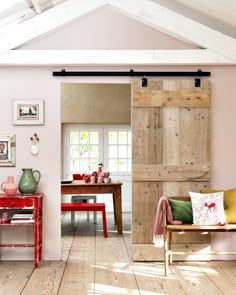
left=153, top=196, right=182, bottom=247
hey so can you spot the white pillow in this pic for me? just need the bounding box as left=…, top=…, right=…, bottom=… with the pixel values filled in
left=189, top=191, right=226, bottom=225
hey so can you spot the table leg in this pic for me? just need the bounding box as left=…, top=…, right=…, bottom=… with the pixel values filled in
left=34, top=210, right=39, bottom=268
left=114, top=187, right=122, bottom=234
left=112, top=193, right=117, bottom=224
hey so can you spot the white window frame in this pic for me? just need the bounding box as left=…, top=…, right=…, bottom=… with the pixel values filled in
left=63, top=124, right=103, bottom=179
left=103, top=126, right=131, bottom=177
left=63, top=124, right=131, bottom=179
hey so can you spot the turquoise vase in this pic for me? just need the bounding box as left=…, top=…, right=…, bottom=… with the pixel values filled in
left=18, top=168, right=41, bottom=194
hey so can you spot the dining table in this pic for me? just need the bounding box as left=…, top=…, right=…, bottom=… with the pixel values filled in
left=61, top=180, right=123, bottom=234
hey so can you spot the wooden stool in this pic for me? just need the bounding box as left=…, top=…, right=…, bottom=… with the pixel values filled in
left=71, top=195, right=97, bottom=223
left=61, top=202, right=108, bottom=238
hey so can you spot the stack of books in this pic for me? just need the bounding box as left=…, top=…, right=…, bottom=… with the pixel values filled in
left=11, top=213, right=34, bottom=224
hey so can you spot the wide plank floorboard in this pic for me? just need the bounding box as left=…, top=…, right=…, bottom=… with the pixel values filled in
left=0, top=212, right=236, bottom=294
left=59, top=213, right=96, bottom=295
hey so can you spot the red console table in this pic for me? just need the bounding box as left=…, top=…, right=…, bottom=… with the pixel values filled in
left=0, top=193, right=43, bottom=268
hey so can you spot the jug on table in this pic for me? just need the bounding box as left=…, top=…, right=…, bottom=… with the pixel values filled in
left=1, top=176, right=17, bottom=196
left=18, top=168, right=41, bottom=194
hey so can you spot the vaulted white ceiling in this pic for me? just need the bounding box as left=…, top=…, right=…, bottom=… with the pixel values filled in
left=0, top=0, right=235, bottom=65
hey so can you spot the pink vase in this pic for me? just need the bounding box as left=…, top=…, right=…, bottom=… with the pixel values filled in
left=1, top=176, right=17, bottom=196
left=98, top=164, right=102, bottom=175
left=98, top=175, right=104, bottom=183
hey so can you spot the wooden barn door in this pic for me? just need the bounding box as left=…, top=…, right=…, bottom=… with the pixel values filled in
left=131, top=80, right=211, bottom=261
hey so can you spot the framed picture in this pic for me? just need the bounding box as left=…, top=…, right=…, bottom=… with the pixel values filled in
left=0, top=135, right=16, bottom=167
left=13, top=99, right=44, bottom=125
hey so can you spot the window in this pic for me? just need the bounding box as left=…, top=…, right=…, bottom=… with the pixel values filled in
left=104, top=128, right=131, bottom=175
left=69, top=130, right=101, bottom=173
left=63, top=124, right=131, bottom=179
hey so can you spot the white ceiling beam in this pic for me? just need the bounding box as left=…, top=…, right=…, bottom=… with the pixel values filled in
left=0, top=49, right=234, bottom=66
left=0, top=0, right=235, bottom=64
left=108, top=0, right=236, bottom=61
left=0, top=0, right=106, bottom=55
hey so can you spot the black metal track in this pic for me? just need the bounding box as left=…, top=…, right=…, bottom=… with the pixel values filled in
left=53, top=69, right=210, bottom=77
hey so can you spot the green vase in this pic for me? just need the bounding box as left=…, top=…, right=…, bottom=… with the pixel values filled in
left=18, top=168, right=41, bottom=194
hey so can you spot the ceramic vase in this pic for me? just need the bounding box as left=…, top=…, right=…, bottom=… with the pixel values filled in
left=18, top=168, right=41, bottom=194
left=1, top=176, right=17, bottom=196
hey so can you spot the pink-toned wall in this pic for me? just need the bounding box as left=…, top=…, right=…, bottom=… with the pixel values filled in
left=23, top=6, right=194, bottom=50
left=0, top=6, right=235, bottom=260
left=0, top=67, right=61, bottom=260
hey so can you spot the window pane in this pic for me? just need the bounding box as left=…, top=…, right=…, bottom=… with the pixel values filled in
left=109, top=159, right=117, bottom=172
left=128, top=132, right=131, bottom=144
left=128, top=159, right=132, bottom=171
left=128, top=146, right=131, bottom=158
left=109, top=132, right=117, bottom=144
left=89, top=159, right=99, bottom=172
left=118, top=131, right=127, bottom=144
left=80, top=131, right=89, bottom=144
left=107, top=129, right=131, bottom=173
left=80, top=159, right=90, bottom=172
left=109, top=145, right=117, bottom=157
left=70, top=159, right=79, bottom=172
left=118, top=146, right=127, bottom=157
left=70, top=145, right=79, bottom=157
left=118, top=159, right=127, bottom=172
left=80, top=145, right=89, bottom=158
left=90, top=145, right=98, bottom=158
left=70, top=131, right=79, bottom=144
left=90, top=132, right=98, bottom=144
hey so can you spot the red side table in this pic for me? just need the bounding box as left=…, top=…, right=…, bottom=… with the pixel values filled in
left=0, top=193, right=43, bottom=268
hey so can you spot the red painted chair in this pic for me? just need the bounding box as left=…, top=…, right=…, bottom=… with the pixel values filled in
left=61, top=202, right=108, bottom=238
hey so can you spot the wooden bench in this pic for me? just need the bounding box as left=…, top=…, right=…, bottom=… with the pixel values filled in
left=61, top=202, right=108, bottom=238
left=162, top=196, right=236, bottom=276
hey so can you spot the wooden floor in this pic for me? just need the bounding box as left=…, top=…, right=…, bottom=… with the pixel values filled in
left=1, top=212, right=236, bottom=295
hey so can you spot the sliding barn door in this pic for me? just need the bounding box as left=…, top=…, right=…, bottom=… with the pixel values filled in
left=131, top=80, right=211, bottom=261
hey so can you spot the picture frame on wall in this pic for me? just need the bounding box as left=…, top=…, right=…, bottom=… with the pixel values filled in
left=0, top=135, right=16, bottom=167
left=12, top=99, right=44, bottom=125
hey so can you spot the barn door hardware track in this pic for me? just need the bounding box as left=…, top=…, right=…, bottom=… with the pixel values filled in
left=53, top=69, right=210, bottom=77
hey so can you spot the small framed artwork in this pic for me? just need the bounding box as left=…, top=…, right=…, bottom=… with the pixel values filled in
left=13, top=99, right=44, bottom=125
left=0, top=135, right=16, bottom=167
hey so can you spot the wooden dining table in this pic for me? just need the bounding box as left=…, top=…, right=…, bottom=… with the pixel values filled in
left=61, top=181, right=123, bottom=234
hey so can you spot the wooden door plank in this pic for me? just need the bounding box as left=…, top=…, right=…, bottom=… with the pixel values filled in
left=147, top=107, right=163, bottom=164
left=132, top=181, right=162, bottom=244
left=163, top=108, right=180, bottom=164
left=162, top=181, right=208, bottom=196
left=133, top=164, right=210, bottom=181
left=132, top=182, right=149, bottom=243
left=132, top=108, right=149, bottom=164
left=133, top=90, right=210, bottom=107
left=179, top=107, right=210, bottom=164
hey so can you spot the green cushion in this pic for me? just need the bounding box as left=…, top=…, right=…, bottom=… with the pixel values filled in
left=200, top=188, right=236, bottom=224
left=169, top=198, right=193, bottom=224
